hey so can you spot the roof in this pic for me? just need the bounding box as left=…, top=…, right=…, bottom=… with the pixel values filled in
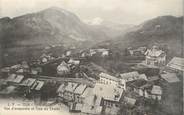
left=16, top=69, right=24, bottom=73
left=120, top=71, right=139, bottom=80
left=74, top=84, right=87, bottom=94
left=6, top=74, right=17, bottom=82
left=139, top=74, right=148, bottom=80
left=93, top=83, right=123, bottom=102
left=13, top=75, right=24, bottom=83
left=99, top=72, right=119, bottom=82
left=128, top=79, right=147, bottom=88
left=145, top=47, right=165, bottom=57
left=0, top=86, right=17, bottom=94
left=57, top=61, right=70, bottom=72
left=68, top=59, right=80, bottom=65
left=31, top=81, right=44, bottom=90
left=151, top=85, right=162, bottom=95
left=124, top=97, right=136, bottom=105
left=11, top=64, right=21, bottom=69
left=57, top=84, right=66, bottom=93
left=81, top=104, right=102, bottom=115
left=65, top=82, right=78, bottom=92
left=1, top=67, right=10, bottom=72
left=6, top=74, right=24, bottom=83
left=81, top=87, right=93, bottom=98
left=147, top=76, right=160, bottom=81
left=167, top=57, right=184, bottom=71
left=21, top=78, right=36, bottom=86
left=161, top=72, right=180, bottom=83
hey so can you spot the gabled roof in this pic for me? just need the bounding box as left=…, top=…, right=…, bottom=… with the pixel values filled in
left=13, top=75, right=24, bottom=83
left=68, top=59, right=80, bottom=65
left=145, top=46, right=165, bottom=57
left=65, top=82, right=78, bottom=92
left=6, top=74, right=16, bottom=82
left=99, top=72, right=119, bottom=81
left=124, top=97, right=136, bottom=106
left=128, top=79, right=147, bottom=88
left=161, top=72, right=180, bottom=83
left=57, top=83, right=66, bottom=93
left=21, top=78, right=36, bottom=86
left=167, top=57, right=184, bottom=71
left=6, top=74, right=24, bottom=83
left=0, top=86, right=17, bottom=94
left=139, top=74, right=148, bottom=80
left=31, top=81, right=44, bottom=90
left=120, top=71, right=139, bottom=80
left=81, top=87, right=93, bottom=98
left=74, top=84, right=87, bottom=94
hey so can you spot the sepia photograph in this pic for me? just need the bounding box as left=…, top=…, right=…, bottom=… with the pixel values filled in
left=0, top=0, right=183, bottom=115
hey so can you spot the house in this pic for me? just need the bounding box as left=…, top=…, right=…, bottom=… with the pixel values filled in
left=144, top=45, right=166, bottom=67
left=101, top=50, right=109, bottom=57
left=31, top=80, right=44, bottom=91
left=127, top=47, right=147, bottom=56
left=1, top=67, right=11, bottom=73
left=93, top=83, right=123, bottom=114
left=73, top=84, right=87, bottom=103
left=10, top=64, right=21, bottom=70
left=94, top=83, right=123, bottom=108
left=161, top=72, right=180, bottom=83
left=31, top=68, right=39, bottom=75
left=68, top=59, right=80, bottom=65
left=57, top=61, right=70, bottom=76
left=66, top=50, right=72, bottom=56
left=151, top=85, right=162, bottom=100
left=6, top=74, right=24, bottom=84
left=89, top=49, right=97, bottom=56
left=81, top=95, right=102, bottom=115
left=70, top=83, right=123, bottom=115
left=16, top=68, right=24, bottom=73
left=63, top=82, right=78, bottom=101
left=166, top=57, right=184, bottom=72
left=57, top=83, right=66, bottom=98
left=0, top=85, right=17, bottom=95
left=20, top=78, right=36, bottom=87
left=89, top=49, right=110, bottom=57
left=127, top=79, right=151, bottom=98
left=147, top=75, right=160, bottom=83
left=21, top=61, right=29, bottom=69
left=124, top=97, right=137, bottom=106
left=139, top=74, right=148, bottom=81
left=42, top=57, right=48, bottom=63
left=120, top=71, right=140, bottom=82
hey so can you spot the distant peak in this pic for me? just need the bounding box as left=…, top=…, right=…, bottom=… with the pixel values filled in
left=46, top=6, right=63, bottom=11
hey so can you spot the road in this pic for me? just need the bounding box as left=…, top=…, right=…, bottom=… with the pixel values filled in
left=30, top=75, right=95, bottom=87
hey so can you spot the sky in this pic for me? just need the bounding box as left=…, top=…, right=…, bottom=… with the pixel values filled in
left=0, top=0, right=183, bottom=24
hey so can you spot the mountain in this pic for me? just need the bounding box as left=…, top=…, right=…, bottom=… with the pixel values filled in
left=96, top=16, right=183, bottom=57
left=1, top=7, right=109, bottom=48
left=0, top=7, right=108, bottom=65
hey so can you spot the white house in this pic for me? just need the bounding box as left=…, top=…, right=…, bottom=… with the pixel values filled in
left=98, top=72, right=126, bottom=90
left=57, top=61, right=70, bottom=76
left=144, top=45, right=166, bottom=67
left=151, top=85, right=162, bottom=100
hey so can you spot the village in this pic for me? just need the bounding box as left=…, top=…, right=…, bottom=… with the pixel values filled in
left=0, top=45, right=183, bottom=115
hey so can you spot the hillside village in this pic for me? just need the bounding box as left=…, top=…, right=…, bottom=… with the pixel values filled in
left=0, top=45, right=183, bottom=115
